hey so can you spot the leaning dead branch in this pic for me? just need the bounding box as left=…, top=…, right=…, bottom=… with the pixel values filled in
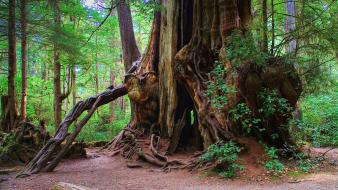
left=17, top=85, right=127, bottom=177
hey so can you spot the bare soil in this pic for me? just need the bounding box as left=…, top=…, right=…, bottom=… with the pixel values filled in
left=1, top=148, right=337, bottom=190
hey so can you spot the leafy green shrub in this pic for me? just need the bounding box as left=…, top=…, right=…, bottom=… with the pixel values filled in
left=200, top=141, right=244, bottom=178
left=206, top=30, right=268, bottom=111
left=229, top=103, right=261, bottom=134
left=206, top=61, right=235, bottom=110
left=258, top=89, right=292, bottom=118
left=264, top=146, right=285, bottom=175
left=226, top=30, right=267, bottom=67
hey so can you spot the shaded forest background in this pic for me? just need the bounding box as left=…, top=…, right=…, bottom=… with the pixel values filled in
left=0, top=0, right=337, bottom=148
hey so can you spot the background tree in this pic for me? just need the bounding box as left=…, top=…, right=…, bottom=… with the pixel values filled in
left=52, top=0, right=63, bottom=128
left=20, top=0, right=28, bottom=121
left=5, top=0, right=19, bottom=131
left=261, top=0, right=268, bottom=53
left=284, top=0, right=296, bottom=53
left=117, top=0, right=141, bottom=72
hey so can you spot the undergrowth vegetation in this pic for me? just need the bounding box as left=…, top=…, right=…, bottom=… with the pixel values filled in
left=200, top=141, right=244, bottom=178
left=293, top=90, right=338, bottom=147
left=263, top=146, right=285, bottom=175
left=206, top=29, right=337, bottom=149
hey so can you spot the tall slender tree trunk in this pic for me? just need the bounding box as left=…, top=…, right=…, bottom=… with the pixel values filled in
left=53, top=0, right=62, bottom=129
left=119, top=58, right=125, bottom=112
left=285, top=0, right=296, bottom=53
left=71, top=64, right=77, bottom=125
left=21, top=0, right=28, bottom=121
left=109, top=66, right=115, bottom=121
left=270, top=0, right=275, bottom=55
left=72, top=65, right=76, bottom=106
left=261, top=0, right=268, bottom=53
left=117, top=0, right=141, bottom=72
left=95, top=35, right=99, bottom=96
left=94, top=35, right=100, bottom=116
left=41, top=47, right=47, bottom=81
left=8, top=0, right=18, bottom=130
left=117, top=0, right=141, bottom=126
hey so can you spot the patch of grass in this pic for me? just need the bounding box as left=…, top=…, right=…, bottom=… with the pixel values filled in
left=286, top=171, right=307, bottom=177
left=203, top=168, right=219, bottom=177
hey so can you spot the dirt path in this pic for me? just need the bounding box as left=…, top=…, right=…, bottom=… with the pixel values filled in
left=1, top=149, right=337, bottom=190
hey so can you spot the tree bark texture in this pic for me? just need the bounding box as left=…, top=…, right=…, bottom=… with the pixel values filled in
left=21, top=0, right=28, bottom=121
left=285, top=0, right=296, bottom=53
left=117, top=0, right=141, bottom=73
left=270, top=0, right=275, bottom=55
left=261, top=0, right=268, bottom=53
left=6, top=0, right=19, bottom=131
left=53, top=0, right=62, bottom=129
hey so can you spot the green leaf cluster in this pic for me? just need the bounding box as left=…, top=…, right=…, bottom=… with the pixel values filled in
left=200, top=141, right=244, bottom=178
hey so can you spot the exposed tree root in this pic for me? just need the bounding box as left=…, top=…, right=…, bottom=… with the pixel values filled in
left=102, top=127, right=187, bottom=172
left=0, top=121, right=50, bottom=167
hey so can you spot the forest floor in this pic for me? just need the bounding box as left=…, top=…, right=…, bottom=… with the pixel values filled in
left=1, top=148, right=337, bottom=190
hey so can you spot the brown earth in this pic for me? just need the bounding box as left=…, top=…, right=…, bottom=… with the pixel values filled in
left=1, top=148, right=337, bottom=190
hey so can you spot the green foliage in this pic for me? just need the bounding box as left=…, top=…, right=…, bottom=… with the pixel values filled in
left=292, top=90, right=338, bottom=147
left=76, top=107, right=130, bottom=142
left=226, top=30, right=268, bottom=67
left=293, top=152, right=318, bottom=173
left=264, top=146, right=285, bottom=175
left=258, top=89, right=292, bottom=118
left=229, top=103, right=261, bottom=134
left=0, top=0, right=154, bottom=143
left=206, top=61, right=235, bottom=110
left=200, top=141, right=244, bottom=178
left=218, top=163, right=245, bottom=179
left=0, top=133, right=16, bottom=154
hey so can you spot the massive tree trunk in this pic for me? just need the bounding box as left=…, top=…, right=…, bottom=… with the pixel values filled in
left=21, top=0, right=28, bottom=121
left=21, top=0, right=302, bottom=176
left=112, top=0, right=301, bottom=152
